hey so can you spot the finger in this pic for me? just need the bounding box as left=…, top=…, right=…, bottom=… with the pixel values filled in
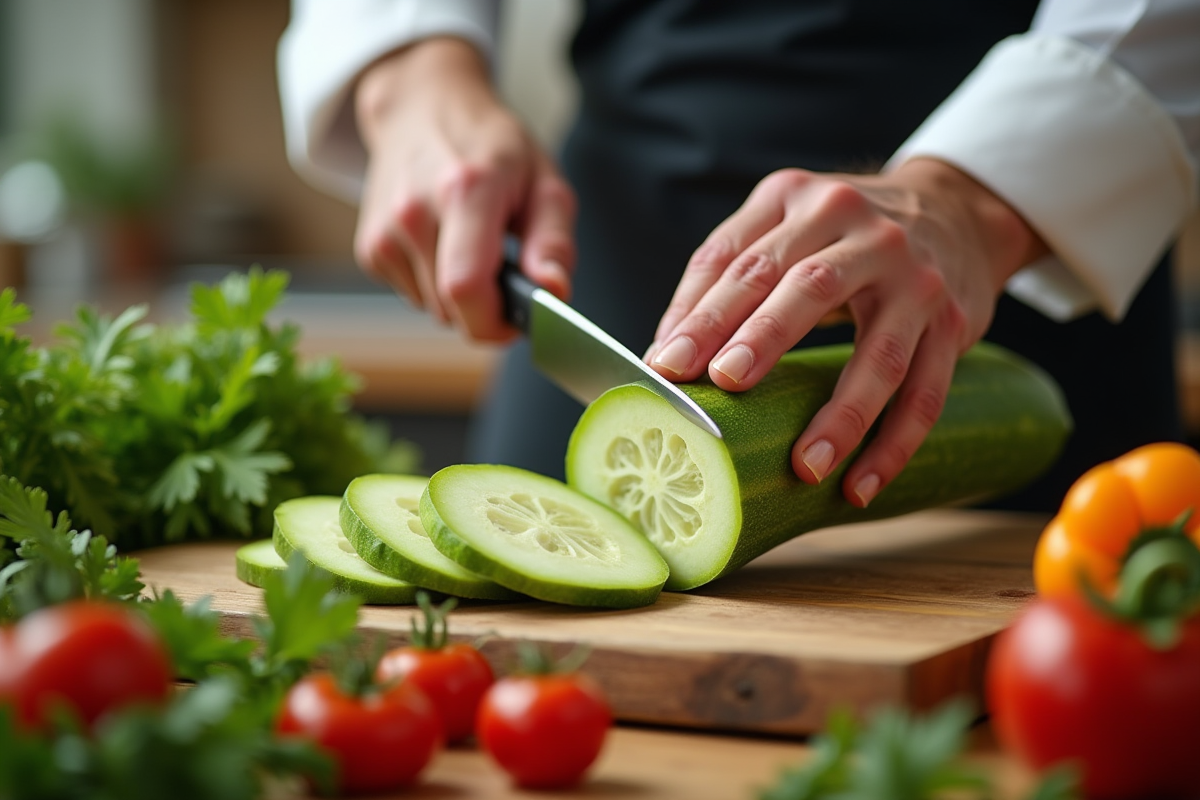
left=517, top=164, right=577, bottom=303
left=436, top=174, right=513, bottom=342
left=354, top=224, right=423, bottom=308
left=840, top=326, right=960, bottom=508
left=703, top=234, right=890, bottom=391
left=790, top=305, right=929, bottom=484
left=650, top=172, right=802, bottom=350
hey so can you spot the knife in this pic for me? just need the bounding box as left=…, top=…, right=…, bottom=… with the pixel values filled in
left=499, top=261, right=723, bottom=439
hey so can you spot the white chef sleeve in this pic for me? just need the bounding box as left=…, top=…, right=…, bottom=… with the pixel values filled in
left=278, top=0, right=500, bottom=201
left=889, top=0, right=1200, bottom=322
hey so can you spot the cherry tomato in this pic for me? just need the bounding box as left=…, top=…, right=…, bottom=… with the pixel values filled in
left=0, top=601, right=172, bottom=730
left=277, top=672, right=442, bottom=794
left=476, top=671, right=611, bottom=789
left=987, top=596, right=1200, bottom=799
left=377, top=642, right=493, bottom=743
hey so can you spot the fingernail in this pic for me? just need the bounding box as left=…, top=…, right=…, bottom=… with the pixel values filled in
left=652, top=337, right=696, bottom=376
left=540, top=258, right=567, bottom=283
left=853, top=473, right=881, bottom=507
left=801, top=439, right=835, bottom=482
left=643, top=341, right=659, bottom=361
left=712, top=345, right=754, bottom=384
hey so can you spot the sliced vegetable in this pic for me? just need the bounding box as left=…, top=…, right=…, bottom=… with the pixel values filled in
left=476, top=644, right=611, bottom=789
left=1034, top=441, right=1200, bottom=599
left=234, top=539, right=286, bottom=589
left=420, top=464, right=669, bottom=608
left=376, top=592, right=494, bottom=743
left=341, top=474, right=514, bottom=600
left=272, top=496, right=418, bottom=604
left=567, top=342, right=1071, bottom=590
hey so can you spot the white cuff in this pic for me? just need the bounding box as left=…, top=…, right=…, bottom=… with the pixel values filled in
left=890, top=34, right=1198, bottom=322
left=278, top=0, right=499, bottom=203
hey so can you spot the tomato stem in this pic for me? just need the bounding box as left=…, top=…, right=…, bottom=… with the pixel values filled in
left=410, top=590, right=456, bottom=650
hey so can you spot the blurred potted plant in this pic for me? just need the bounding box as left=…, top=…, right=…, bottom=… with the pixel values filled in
left=37, top=115, right=175, bottom=284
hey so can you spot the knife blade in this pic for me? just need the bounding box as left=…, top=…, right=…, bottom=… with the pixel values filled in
left=499, top=261, right=722, bottom=439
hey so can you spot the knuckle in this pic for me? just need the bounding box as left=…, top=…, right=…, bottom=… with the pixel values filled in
left=864, top=332, right=910, bottom=387
left=689, top=237, right=737, bottom=271
left=899, top=384, right=947, bottom=430
left=816, top=181, right=868, bottom=218
left=763, top=168, right=811, bottom=194
left=726, top=253, right=784, bottom=293
left=874, top=437, right=919, bottom=477
left=873, top=218, right=910, bottom=253
left=912, top=265, right=948, bottom=304
left=941, top=299, right=968, bottom=340
left=389, top=198, right=428, bottom=238
left=440, top=270, right=478, bottom=305
left=683, top=307, right=728, bottom=339
left=744, top=312, right=792, bottom=349
left=437, top=161, right=493, bottom=205
left=832, top=399, right=874, bottom=440
left=786, top=259, right=844, bottom=306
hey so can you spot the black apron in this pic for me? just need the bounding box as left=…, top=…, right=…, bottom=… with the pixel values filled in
left=467, top=0, right=1184, bottom=513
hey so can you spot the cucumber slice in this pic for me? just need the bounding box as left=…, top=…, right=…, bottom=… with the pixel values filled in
left=235, top=538, right=286, bottom=588
left=420, top=464, right=669, bottom=608
left=341, top=474, right=516, bottom=600
left=273, top=495, right=419, bottom=604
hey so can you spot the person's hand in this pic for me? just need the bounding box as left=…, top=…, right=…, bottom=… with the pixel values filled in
left=354, top=37, right=576, bottom=341
left=645, top=159, right=1047, bottom=507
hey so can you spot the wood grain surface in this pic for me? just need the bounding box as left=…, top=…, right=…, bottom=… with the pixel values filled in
left=136, top=509, right=1046, bottom=737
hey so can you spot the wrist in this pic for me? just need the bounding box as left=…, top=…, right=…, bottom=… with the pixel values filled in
left=896, top=157, right=1049, bottom=292
left=355, top=36, right=494, bottom=148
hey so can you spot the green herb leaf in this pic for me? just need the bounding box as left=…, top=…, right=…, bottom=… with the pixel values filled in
left=141, top=591, right=258, bottom=682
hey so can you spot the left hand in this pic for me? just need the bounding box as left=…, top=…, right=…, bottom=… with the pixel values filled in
left=645, top=158, right=1047, bottom=507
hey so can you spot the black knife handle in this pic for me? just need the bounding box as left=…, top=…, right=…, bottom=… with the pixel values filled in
left=500, top=259, right=538, bottom=334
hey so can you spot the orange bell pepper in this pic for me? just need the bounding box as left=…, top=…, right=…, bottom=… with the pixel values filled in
left=1034, top=442, right=1200, bottom=598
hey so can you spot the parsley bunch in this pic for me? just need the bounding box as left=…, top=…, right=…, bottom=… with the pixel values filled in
left=0, top=269, right=416, bottom=550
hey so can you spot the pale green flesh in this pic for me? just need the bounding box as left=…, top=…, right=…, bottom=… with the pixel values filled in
left=421, top=464, right=669, bottom=607
left=566, top=385, right=741, bottom=591
left=341, top=474, right=514, bottom=600
left=273, top=495, right=419, bottom=604
left=234, top=539, right=285, bottom=588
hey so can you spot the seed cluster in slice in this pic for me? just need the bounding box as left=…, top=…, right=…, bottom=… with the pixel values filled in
left=421, top=464, right=669, bottom=608
left=568, top=384, right=741, bottom=591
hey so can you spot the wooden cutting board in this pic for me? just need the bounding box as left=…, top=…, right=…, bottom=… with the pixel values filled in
left=135, top=509, right=1045, bottom=737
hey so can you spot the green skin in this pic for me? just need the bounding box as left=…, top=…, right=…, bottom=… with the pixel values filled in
left=339, top=486, right=517, bottom=601
left=419, top=467, right=668, bottom=609
left=234, top=539, right=286, bottom=588
left=272, top=497, right=420, bottom=605
left=569, top=342, right=1073, bottom=591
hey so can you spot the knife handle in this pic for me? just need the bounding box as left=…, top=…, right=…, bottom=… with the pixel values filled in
left=499, top=260, right=538, bottom=334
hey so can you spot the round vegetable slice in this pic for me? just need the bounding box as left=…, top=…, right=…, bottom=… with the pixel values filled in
left=420, top=465, right=669, bottom=608
left=567, top=342, right=1072, bottom=590
left=273, top=495, right=419, bottom=604
left=235, top=538, right=287, bottom=588
left=341, top=474, right=516, bottom=600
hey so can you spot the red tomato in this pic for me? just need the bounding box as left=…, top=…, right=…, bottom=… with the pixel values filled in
left=376, top=642, right=494, bottom=743
left=277, top=672, right=442, bottom=794
left=987, top=596, right=1200, bottom=799
left=0, top=601, right=172, bottom=730
left=476, top=672, right=611, bottom=789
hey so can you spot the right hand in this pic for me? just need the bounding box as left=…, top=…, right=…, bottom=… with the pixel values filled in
left=354, top=37, right=577, bottom=342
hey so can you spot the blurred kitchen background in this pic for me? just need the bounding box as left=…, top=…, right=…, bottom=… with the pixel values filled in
left=1, top=0, right=1198, bottom=469
left=0, top=0, right=582, bottom=473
